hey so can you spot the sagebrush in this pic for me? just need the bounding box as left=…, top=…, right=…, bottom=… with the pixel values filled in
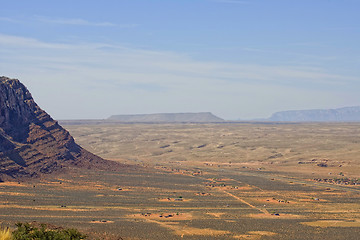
left=11, top=222, right=87, bottom=240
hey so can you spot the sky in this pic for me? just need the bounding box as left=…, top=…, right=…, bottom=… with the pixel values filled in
left=0, top=0, right=359, bottom=120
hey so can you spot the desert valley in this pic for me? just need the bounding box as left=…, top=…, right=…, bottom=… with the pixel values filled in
left=1, top=77, right=359, bottom=239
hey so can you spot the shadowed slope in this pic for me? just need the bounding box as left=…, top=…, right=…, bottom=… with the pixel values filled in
left=0, top=76, right=123, bottom=181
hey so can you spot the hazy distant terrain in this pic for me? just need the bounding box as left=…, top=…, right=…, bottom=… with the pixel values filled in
left=268, top=106, right=360, bottom=122
left=108, top=112, right=225, bottom=123
left=60, top=107, right=360, bottom=124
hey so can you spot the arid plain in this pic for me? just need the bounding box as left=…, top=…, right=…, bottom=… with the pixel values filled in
left=1, top=123, right=360, bottom=239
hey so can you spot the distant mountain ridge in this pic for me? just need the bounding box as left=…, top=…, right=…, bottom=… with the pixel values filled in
left=108, top=112, right=225, bottom=123
left=268, top=106, right=360, bottom=122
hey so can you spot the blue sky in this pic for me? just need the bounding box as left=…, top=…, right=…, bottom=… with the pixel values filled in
left=1, top=0, right=359, bottom=120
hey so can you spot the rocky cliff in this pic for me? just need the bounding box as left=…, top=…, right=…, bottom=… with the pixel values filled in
left=0, top=76, right=119, bottom=181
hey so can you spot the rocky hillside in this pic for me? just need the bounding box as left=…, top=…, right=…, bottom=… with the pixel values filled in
left=0, top=76, right=120, bottom=181
left=108, top=112, right=225, bottom=123
left=268, top=106, right=360, bottom=122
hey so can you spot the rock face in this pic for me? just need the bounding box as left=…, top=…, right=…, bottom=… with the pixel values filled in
left=108, top=112, right=225, bottom=123
left=268, top=106, right=360, bottom=122
left=0, top=76, right=116, bottom=181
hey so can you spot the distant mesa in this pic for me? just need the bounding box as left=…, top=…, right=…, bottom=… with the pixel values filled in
left=107, top=112, right=225, bottom=123
left=268, top=106, right=360, bottom=122
left=0, top=76, right=121, bottom=181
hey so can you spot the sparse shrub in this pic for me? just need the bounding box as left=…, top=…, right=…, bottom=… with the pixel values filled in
left=12, top=222, right=87, bottom=240
left=0, top=228, right=12, bottom=240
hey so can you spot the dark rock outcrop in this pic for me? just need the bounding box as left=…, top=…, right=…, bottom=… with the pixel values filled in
left=0, top=76, right=121, bottom=181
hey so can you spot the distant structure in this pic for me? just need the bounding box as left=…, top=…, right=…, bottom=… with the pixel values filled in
left=268, top=106, right=360, bottom=122
left=107, top=112, right=225, bottom=123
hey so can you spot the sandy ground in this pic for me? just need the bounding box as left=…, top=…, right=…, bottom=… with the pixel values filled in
left=1, top=123, right=360, bottom=239
left=301, top=219, right=360, bottom=228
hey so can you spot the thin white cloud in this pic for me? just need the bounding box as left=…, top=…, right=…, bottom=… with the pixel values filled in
left=0, top=17, right=19, bottom=23
left=0, top=34, right=70, bottom=49
left=0, top=16, right=137, bottom=28
left=0, top=34, right=355, bottom=85
left=0, top=17, right=22, bottom=23
left=35, top=16, right=116, bottom=27
left=44, top=18, right=115, bottom=26
left=35, top=16, right=137, bottom=28
left=242, top=47, right=337, bottom=62
left=0, top=34, right=357, bottom=119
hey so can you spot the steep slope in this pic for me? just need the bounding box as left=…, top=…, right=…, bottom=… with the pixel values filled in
left=268, top=106, right=360, bottom=122
left=0, top=76, right=119, bottom=181
left=108, top=112, right=225, bottom=123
